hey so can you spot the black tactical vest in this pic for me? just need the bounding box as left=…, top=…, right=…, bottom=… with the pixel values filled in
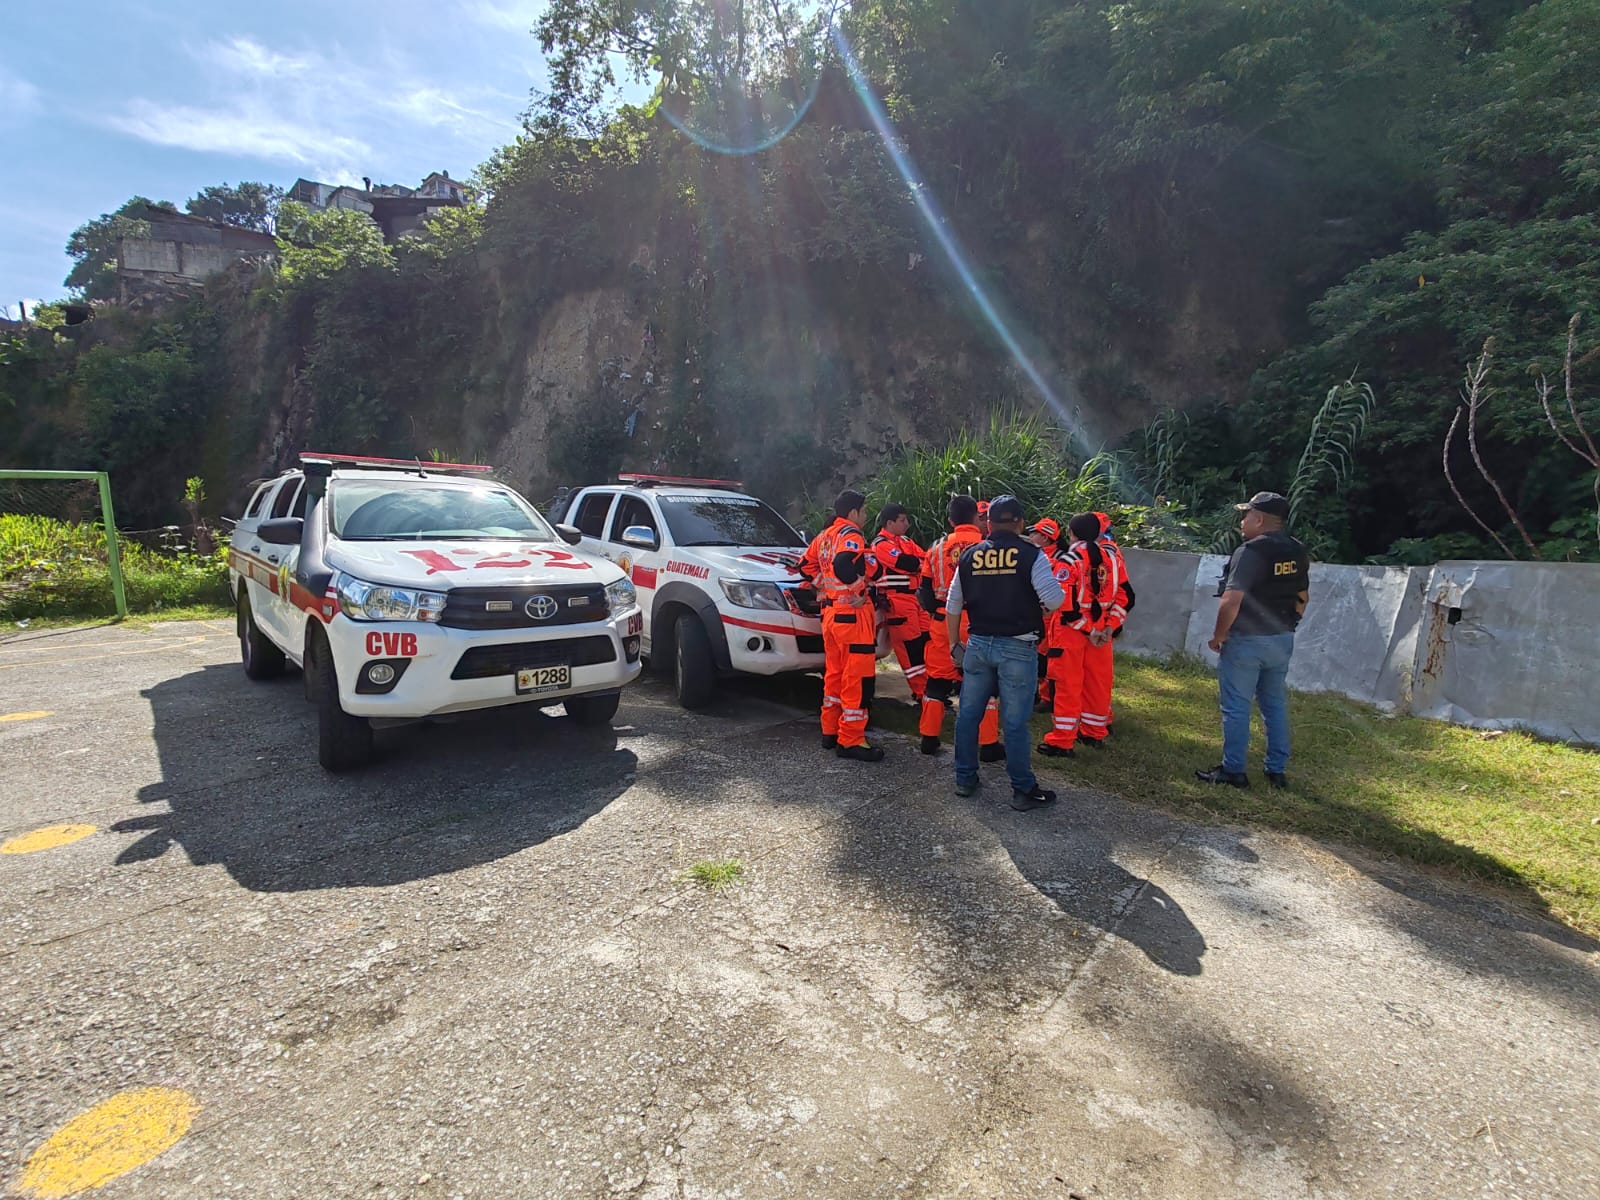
left=957, top=532, right=1045, bottom=637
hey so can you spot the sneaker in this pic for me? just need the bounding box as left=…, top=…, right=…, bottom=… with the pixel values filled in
left=1077, top=736, right=1106, bottom=751
left=1266, top=771, right=1289, bottom=789
left=1195, top=765, right=1249, bottom=788
left=919, top=735, right=944, bottom=756
left=1037, top=743, right=1075, bottom=759
left=836, top=743, right=885, bottom=762
left=1010, top=785, right=1057, bottom=811
left=820, top=734, right=838, bottom=750
left=978, top=742, right=1005, bottom=763
left=955, top=778, right=979, bottom=798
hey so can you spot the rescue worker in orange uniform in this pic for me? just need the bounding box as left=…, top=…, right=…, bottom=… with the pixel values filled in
left=917, top=495, right=1001, bottom=757
left=1093, top=511, right=1136, bottom=734
left=1026, top=517, right=1065, bottom=709
left=871, top=504, right=929, bottom=703
left=799, top=489, right=886, bottom=762
left=1039, top=513, right=1126, bottom=757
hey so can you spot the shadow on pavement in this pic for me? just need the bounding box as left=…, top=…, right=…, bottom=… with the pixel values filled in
left=112, top=663, right=637, bottom=892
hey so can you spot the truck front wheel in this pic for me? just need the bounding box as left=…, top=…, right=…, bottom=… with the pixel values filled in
left=673, top=612, right=717, bottom=710
left=309, top=629, right=372, bottom=772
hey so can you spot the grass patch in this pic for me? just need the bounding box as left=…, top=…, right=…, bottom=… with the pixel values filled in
left=1, top=514, right=230, bottom=621
left=866, top=653, right=1600, bottom=936
left=678, top=859, right=746, bottom=893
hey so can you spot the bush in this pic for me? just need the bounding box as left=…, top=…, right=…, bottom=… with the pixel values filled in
left=0, top=514, right=229, bottom=620
left=857, top=415, right=1198, bottom=549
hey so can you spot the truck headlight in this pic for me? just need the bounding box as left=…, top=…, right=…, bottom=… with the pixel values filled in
left=720, top=579, right=787, bottom=611
left=605, top=577, right=637, bottom=613
left=333, top=571, right=446, bottom=622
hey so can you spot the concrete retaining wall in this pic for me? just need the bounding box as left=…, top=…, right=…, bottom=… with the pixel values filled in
left=1116, top=549, right=1600, bottom=745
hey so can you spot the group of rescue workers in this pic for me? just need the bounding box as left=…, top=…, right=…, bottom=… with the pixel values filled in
left=798, top=488, right=1137, bottom=810
left=799, top=486, right=1314, bottom=812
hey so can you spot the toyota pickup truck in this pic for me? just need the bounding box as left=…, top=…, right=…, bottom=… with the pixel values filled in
left=229, top=454, right=642, bottom=770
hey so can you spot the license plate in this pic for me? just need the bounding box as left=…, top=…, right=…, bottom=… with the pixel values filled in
left=516, top=664, right=570, bottom=694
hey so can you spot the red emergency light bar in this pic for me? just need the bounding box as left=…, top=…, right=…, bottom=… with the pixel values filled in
left=618, top=472, right=745, bottom=489
left=301, top=452, right=495, bottom=474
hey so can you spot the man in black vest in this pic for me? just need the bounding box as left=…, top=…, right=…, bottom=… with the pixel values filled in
left=945, top=495, right=1066, bottom=810
left=1196, top=491, right=1311, bottom=790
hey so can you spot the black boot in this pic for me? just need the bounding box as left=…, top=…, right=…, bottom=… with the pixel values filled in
left=920, top=735, right=944, bottom=755
left=1195, top=764, right=1249, bottom=788
left=837, top=743, right=886, bottom=762
left=820, top=734, right=838, bottom=750
left=1037, top=743, right=1075, bottom=758
left=978, top=742, right=1005, bottom=763
left=1010, top=785, right=1057, bottom=811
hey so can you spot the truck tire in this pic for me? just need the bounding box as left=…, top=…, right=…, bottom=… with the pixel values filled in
left=673, top=611, right=716, bottom=710
left=564, top=692, right=621, bottom=726
left=239, top=592, right=286, bottom=680
left=310, top=629, right=372, bottom=772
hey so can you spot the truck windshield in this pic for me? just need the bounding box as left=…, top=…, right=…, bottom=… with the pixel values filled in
left=658, top=495, right=803, bottom=547
left=331, top=481, right=555, bottom=541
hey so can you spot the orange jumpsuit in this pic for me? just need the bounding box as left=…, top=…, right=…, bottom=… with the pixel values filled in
left=800, top=517, right=880, bottom=748
left=1094, top=514, right=1135, bottom=732
left=871, top=529, right=929, bottom=701
left=917, top=524, right=1000, bottom=749
left=1042, top=540, right=1125, bottom=750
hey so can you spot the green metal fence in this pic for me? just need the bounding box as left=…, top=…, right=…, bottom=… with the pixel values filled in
left=0, top=469, right=128, bottom=619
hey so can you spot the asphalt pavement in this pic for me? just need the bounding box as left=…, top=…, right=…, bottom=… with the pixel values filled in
left=2, top=620, right=1597, bottom=1199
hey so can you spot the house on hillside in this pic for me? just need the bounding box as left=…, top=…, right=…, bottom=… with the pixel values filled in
left=115, top=207, right=278, bottom=305
left=285, top=170, right=470, bottom=242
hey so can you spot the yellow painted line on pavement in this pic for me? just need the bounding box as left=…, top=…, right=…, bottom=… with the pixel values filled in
left=0, top=635, right=211, bottom=670
left=1, top=710, right=53, bottom=722
left=1, top=824, right=97, bottom=855
left=19, top=1087, right=199, bottom=1198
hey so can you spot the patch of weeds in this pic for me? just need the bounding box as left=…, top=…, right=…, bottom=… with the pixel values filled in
left=678, top=858, right=746, bottom=893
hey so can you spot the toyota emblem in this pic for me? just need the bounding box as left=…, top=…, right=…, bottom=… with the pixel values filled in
left=525, top=594, right=559, bottom=621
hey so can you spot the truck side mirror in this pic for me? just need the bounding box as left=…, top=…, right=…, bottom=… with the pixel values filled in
left=555, top=523, right=584, bottom=546
left=257, top=517, right=303, bottom=546
left=622, top=525, right=659, bottom=551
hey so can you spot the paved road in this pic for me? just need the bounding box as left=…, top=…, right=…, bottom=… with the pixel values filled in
left=2, top=621, right=1597, bottom=1200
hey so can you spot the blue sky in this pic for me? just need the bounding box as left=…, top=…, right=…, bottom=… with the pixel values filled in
left=0, top=0, right=552, bottom=312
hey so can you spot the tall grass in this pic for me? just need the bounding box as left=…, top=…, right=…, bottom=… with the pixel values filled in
left=855, top=414, right=1199, bottom=548
left=0, top=514, right=230, bottom=621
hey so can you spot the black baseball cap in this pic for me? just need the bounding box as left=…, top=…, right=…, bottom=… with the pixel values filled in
left=1235, top=491, right=1290, bottom=518
left=987, top=494, right=1024, bottom=522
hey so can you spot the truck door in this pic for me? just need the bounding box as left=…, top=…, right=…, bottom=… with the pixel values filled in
left=607, top=494, right=662, bottom=636
left=252, top=477, right=304, bottom=646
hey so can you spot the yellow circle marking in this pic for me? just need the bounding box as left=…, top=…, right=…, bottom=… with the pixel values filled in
left=1, top=711, right=53, bottom=723
left=19, top=1087, right=199, bottom=1199
left=1, top=824, right=97, bottom=855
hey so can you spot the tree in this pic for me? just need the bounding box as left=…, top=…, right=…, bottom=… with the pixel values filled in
left=186, top=182, right=284, bottom=233
left=273, top=200, right=394, bottom=289
left=64, top=197, right=178, bottom=300
left=532, top=0, right=841, bottom=136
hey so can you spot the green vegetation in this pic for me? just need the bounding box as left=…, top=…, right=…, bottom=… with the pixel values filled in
left=3, top=1, right=1597, bottom=565
left=678, top=858, right=747, bottom=893
left=865, top=655, right=1600, bottom=936
left=0, top=515, right=229, bottom=622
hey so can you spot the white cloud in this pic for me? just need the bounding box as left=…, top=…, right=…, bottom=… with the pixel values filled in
left=203, top=36, right=316, bottom=79
left=101, top=34, right=526, bottom=182
left=0, top=64, right=42, bottom=124
left=465, top=1, right=547, bottom=33
left=108, top=100, right=370, bottom=177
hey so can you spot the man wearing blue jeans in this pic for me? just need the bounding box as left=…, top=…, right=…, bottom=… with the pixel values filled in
left=1196, top=492, right=1310, bottom=790
left=946, top=496, right=1066, bottom=810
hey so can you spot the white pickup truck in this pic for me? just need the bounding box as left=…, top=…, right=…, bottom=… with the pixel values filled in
left=550, top=475, right=823, bottom=708
left=228, top=454, right=642, bottom=770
